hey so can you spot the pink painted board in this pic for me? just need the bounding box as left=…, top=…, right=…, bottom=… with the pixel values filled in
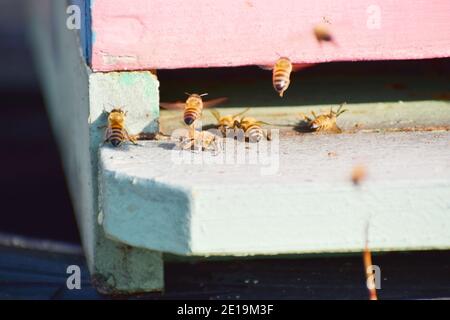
left=90, top=0, right=450, bottom=71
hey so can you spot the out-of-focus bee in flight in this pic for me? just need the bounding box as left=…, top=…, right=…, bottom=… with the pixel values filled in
left=104, top=108, right=137, bottom=147
left=260, top=57, right=313, bottom=98
left=160, top=93, right=228, bottom=126
left=363, top=221, right=378, bottom=300
left=351, top=164, right=367, bottom=186
left=301, top=103, right=347, bottom=133
left=313, top=20, right=337, bottom=45
left=178, top=129, right=222, bottom=153
left=234, top=116, right=271, bottom=142
left=210, top=107, right=250, bottom=136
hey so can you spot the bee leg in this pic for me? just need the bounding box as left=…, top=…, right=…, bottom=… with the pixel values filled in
left=299, top=112, right=311, bottom=122
left=311, top=111, right=318, bottom=119
left=124, top=129, right=139, bottom=145
left=129, top=135, right=139, bottom=145
left=181, top=139, right=193, bottom=150
left=214, top=139, right=223, bottom=154
left=265, top=130, right=272, bottom=141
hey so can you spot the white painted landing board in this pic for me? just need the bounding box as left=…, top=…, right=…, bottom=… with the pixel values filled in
left=98, top=131, right=450, bottom=256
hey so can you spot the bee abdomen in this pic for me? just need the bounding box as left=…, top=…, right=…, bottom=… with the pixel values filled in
left=273, top=68, right=291, bottom=95
left=184, top=106, right=202, bottom=125
left=246, top=125, right=264, bottom=142
left=109, top=126, right=125, bottom=147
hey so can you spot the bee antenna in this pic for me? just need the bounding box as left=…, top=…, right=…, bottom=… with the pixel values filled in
left=200, top=93, right=209, bottom=97
left=336, top=102, right=347, bottom=116
left=184, top=92, right=192, bottom=96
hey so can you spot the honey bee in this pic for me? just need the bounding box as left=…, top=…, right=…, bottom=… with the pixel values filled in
left=234, top=116, right=270, bottom=142
left=178, top=129, right=222, bottom=153
left=210, top=107, right=250, bottom=136
left=160, top=93, right=228, bottom=126
left=363, top=222, right=378, bottom=300
left=104, top=108, right=137, bottom=147
left=351, top=165, right=367, bottom=186
left=313, top=23, right=336, bottom=44
left=260, top=58, right=312, bottom=97
left=272, top=57, right=294, bottom=97
left=302, top=103, right=347, bottom=133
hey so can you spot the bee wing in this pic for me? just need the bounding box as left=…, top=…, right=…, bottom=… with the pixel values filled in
left=203, top=97, right=228, bottom=109
left=257, top=65, right=274, bottom=71
left=209, top=109, right=222, bottom=122
left=256, top=121, right=271, bottom=126
left=292, top=63, right=315, bottom=72
left=232, top=107, right=251, bottom=118
left=160, top=101, right=186, bottom=110
left=259, top=63, right=313, bottom=72
left=104, top=127, right=112, bottom=141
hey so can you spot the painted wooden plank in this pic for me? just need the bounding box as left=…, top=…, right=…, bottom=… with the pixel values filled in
left=99, top=131, right=450, bottom=256
left=69, top=0, right=92, bottom=64
left=3, top=244, right=450, bottom=299
left=28, top=0, right=163, bottom=294
left=90, top=0, right=450, bottom=71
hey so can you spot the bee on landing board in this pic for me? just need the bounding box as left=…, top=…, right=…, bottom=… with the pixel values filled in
left=301, top=103, right=347, bottom=133
left=210, top=107, right=250, bottom=136
left=178, top=129, right=222, bottom=153
left=234, top=116, right=270, bottom=142
left=160, top=93, right=228, bottom=127
left=104, top=108, right=137, bottom=147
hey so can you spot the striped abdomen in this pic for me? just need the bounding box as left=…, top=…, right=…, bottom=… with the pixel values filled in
left=273, top=58, right=293, bottom=97
left=245, top=124, right=264, bottom=142
left=184, top=103, right=203, bottom=125
left=311, top=115, right=340, bottom=133
left=107, top=125, right=126, bottom=147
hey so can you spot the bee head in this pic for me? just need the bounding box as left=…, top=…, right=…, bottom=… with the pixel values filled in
left=275, top=57, right=292, bottom=70
left=217, top=115, right=233, bottom=128
left=108, top=108, right=126, bottom=124
left=186, top=93, right=206, bottom=107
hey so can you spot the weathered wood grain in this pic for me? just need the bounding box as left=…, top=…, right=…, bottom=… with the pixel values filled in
left=90, top=0, right=450, bottom=71
left=99, top=131, right=450, bottom=256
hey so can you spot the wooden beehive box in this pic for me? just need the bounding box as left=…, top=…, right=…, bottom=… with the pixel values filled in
left=29, top=0, right=450, bottom=294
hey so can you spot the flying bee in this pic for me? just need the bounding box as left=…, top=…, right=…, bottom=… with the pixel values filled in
left=178, top=129, right=222, bottom=153
left=351, top=164, right=367, bottom=186
left=301, top=103, right=347, bottom=133
left=234, top=116, right=270, bottom=142
left=313, top=23, right=336, bottom=45
left=160, top=93, right=228, bottom=126
left=210, top=107, right=250, bottom=136
left=272, top=57, right=294, bottom=98
left=104, top=108, right=137, bottom=147
left=260, top=57, right=313, bottom=97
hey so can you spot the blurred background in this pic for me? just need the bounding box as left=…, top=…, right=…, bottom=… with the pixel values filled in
left=0, top=1, right=79, bottom=244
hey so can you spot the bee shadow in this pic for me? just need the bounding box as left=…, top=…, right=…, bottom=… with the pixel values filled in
left=202, top=124, right=219, bottom=131
left=158, top=142, right=177, bottom=150
left=293, top=120, right=314, bottom=133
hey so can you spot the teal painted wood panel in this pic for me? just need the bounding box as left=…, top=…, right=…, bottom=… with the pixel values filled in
left=99, top=131, right=450, bottom=256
